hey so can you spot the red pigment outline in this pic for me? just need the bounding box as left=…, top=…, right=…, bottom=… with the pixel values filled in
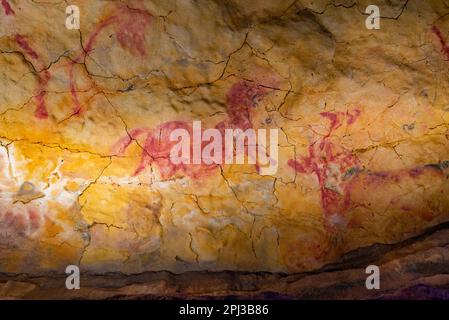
left=11, top=5, right=152, bottom=119
left=34, top=70, right=51, bottom=119
left=113, top=80, right=277, bottom=179
left=113, top=122, right=217, bottom=179
left=1, top=0, right=14, bottom=15
left=14, top=34, right=53, bottom=118
left=14, top=34, right=39, bottom=59
left=288, top=109, right=446, bottom=225
left=224, top=80, right=279, bottom=173
left=66, top=5, right=152, bottom=117
left=432, top=26, right=449, bottom=60
left=2, top=208, right=41, bottom=236
left=288, top=110, right=361, bottom=220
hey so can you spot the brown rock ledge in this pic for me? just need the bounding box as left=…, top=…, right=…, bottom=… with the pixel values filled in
left=1, top=222, right=448, bottom=299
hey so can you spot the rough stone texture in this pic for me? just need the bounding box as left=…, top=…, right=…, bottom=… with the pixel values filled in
left=1, top=223, right=449, bottom=299
left=1, top=0, right=449, bottom=299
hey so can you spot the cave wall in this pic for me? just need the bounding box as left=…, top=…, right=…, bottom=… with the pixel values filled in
left=1, top=0, right=449, bottom=298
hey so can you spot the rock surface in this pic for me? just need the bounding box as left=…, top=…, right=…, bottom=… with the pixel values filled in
left=1, top=0, right=449, bottom=299
left=1, top=223, right=449, bottom=299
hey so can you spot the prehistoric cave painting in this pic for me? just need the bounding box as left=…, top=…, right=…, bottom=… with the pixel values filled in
left=67, top=4, right=153, bottom=116
left=1, top=0, right=14, bottom=16
left=14, top=34, right=38, bottom=59
left=78, top=4, right=152, bottom=58
left=113, top=80, right=276, bottom=179
left=113, top=121, right=218, bottom=179
left=349, top=162, right=448, bottom=223
left=223, top=80, right=273, bottom=130
left=0, top=206, right=44, bottom=247
left=221, top=80, right=279, bottom=174
left=13, top=34, right=52, bottom=118
left=0, top=182, right=45, bottom=244
left=431, top=26, right=449, bottom=60
left=0, top=151, right=47, bottom=242
left=1, top=209, right=41, bottom=235
left=113, top=5, right=153, bottom=57
left=9, top=3, right=153, bottom=118
left=288, top=109, right=449, bottom=228
left=288, top=110, right=362, bottom=223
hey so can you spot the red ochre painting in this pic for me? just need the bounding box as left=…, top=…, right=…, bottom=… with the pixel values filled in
left=1, top=0, right=449, bottom=300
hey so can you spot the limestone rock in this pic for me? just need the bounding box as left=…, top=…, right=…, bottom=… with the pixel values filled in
left=0, top=0, right=449, bottom=299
